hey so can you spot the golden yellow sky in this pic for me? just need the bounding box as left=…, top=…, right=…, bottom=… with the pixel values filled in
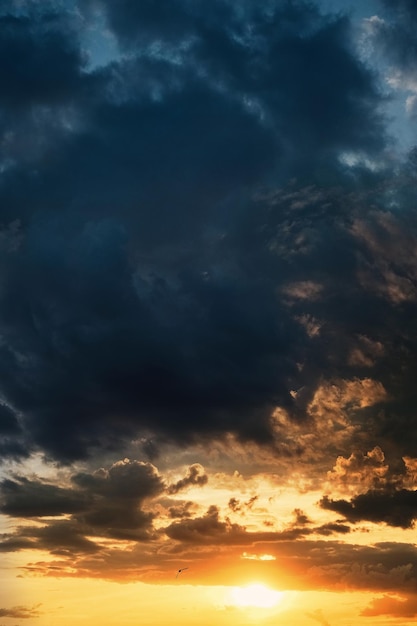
left=4, top=565, right=417, bottom=626
left=2, top=441, right=417, bottom=626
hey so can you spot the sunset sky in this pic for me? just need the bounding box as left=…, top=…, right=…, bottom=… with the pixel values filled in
left=2, top=1, right=417, bottom=624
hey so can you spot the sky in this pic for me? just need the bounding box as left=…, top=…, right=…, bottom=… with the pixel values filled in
left=1, top=0, right=417, bottom=624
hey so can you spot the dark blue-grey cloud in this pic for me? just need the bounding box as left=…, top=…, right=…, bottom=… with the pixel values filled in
left=85, top=0, right=386, bottom=171
left=381, top=0, right=417, bottom=21
left=0, top=0, right=414, bottom=465
left=371, top=0, right=417, bottom=73
left=321, top=488, right=417, bottom=528
left=0, top=13, right=83, bottom=108
left=0, top=338, right=27, bottom=460
left=0, top=475, right=89, bottom=517
left=0, top=403, right=20, bottom=435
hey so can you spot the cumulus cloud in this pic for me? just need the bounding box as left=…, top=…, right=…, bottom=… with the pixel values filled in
left=293, top=508, right=312, bottom=526
left=0, top=458, right=165, bottom=553
left=228, top=495, right=259, bottom=514
left=72, top=458, right=164, bottom=500
left=167, top=464, right=208, bottom=494
left=164, top=505, right=246, bottom=544
left=71, top=459, right=164, bottom=538
left=326, top=446, right=389, bottom=493
left=402, top=457, right=417, bottom=489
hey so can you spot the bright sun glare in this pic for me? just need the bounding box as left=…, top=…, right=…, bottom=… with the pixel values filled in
left=229, top=583, right=283, bottom=608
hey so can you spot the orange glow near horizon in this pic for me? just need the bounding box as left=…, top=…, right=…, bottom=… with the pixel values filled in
left=7, top=572, right=403, bottom=626
left=3, top=441, right=417, bottom=626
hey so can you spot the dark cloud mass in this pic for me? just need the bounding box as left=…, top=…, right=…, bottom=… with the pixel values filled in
left=0, top=403, right=20, bottom=435
left=167, top=463, right=208, bottom=494
left=0, top=0, right=405, bottom=465
left=0, top=14, right=83, bottom=107
left=0, top=475, right=88, bottom=517
left=321, top=488, right=417, bottom=528
left=0, top=459, right=164, bottom=553
left=1, top=3, right=417, bottom=618
left=369, top=2, right=417, bottom=71
left=3, top=6, right=417, bottom=626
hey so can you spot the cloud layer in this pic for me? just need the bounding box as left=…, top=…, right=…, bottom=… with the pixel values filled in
left=0, top=0, right=414, bottom=466
left=1, top=2, right=417, bottom=621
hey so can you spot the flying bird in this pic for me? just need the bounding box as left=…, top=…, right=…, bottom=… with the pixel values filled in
left=176, top=567, right=189, bottom=579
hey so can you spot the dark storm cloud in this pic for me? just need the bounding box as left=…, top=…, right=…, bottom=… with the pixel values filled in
left=90, top=0, right=385, bottom=166
left=381, top=0, right=417, bottom=22
left=0, top=402, right=27, bottom=459
left=249, top=180, right=417, bottom=454
left=0, top=13, right=83, bottom=108
left=0, top=9, right=89, bottom=172
left=320, top=488, right=417, bottom=528
left=382, top=0, right=417, bottom=14
left=0, top=475, right=89, bottom=517
left=371, top=0, right=417, bottom=72
left=0, top=0, right=409, bottom=465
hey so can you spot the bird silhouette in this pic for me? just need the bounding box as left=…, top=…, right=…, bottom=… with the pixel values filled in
left=176, top=567, right=189, bottom=579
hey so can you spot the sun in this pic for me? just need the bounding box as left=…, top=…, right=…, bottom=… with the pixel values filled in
left=228, top=583, right=283, bottom=608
